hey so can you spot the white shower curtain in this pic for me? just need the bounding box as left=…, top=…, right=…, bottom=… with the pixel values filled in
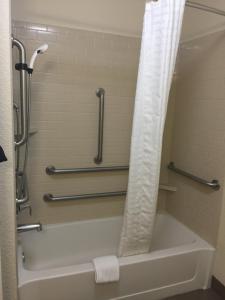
left=119, top=0, right=185, bottom=257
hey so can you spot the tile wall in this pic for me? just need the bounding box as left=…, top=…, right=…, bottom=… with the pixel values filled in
left=13, top=21, right=173, bottom=224
left=167, top=30, right=225, bottom=246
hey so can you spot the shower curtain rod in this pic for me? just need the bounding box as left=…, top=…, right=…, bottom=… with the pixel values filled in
left=186, top=1, right=225, bottom=17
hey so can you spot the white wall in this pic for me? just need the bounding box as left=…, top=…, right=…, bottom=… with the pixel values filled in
left=214, top=188, right=225, bottom=285
left=167, top=30, right=225, bottom=246
left=182, top=0, right=225, bottom=42
left=13, top=20, right=142, bottom=224
left=12, top=0, right=146, bottom=37
left=0, top=0, right=18, bottom=299
left=0, top=251, right=2, bottom=300
left=12, top=0, right=225, bottom=40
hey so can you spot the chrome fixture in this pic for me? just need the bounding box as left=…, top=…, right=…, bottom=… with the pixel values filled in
left=22, top=252, right=26, bottom=263
left=12, top=36, right=48, bottom=212
left=12, top=37, right=28, bottom=147
left=94, top=88, right=105, bottom=164
left=186, top=1, right=225, bottom=17
left=12, top=36, right=30, bottom=208
left=168, top=162, right=220, bottom=191
left=17, top=223, right=42, bottom=233
left=44, top=191, right=126, bottom=202
left=17, top=203, right=32, bottom=216
left=46, top=165, right=129, bottom=175
left=43, top=184, right=177, bottom=202
left=15, top=171, right=29, bottom=205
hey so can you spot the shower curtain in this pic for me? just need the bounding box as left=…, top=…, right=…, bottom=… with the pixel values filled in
left=119, top=0, right=185, bottom=257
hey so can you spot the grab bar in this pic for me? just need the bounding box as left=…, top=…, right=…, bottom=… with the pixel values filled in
left=94, top=88, right=105, bottom=164
left=46, top=165, right=129, bottom=175
left=44, top=191, right=126, bottom=202
left=168, top=162, right=220, bottom=190
left=12, top=37, right=28, bottom=147
left=43, top=185, right=177, bottom=202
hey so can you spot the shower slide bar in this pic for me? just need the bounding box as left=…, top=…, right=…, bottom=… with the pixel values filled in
left=44, top=184, right=177, bottom=202
left=12, top=37, right=28, bottom=147
left=168, top=162, right=220, bottom=191
left=94, top=88, right=105, bottom=164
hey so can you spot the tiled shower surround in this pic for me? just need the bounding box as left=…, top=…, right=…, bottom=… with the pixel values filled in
left=167, top=30, right=225, bottom=247
left=13, top=21, right=171, bottom=224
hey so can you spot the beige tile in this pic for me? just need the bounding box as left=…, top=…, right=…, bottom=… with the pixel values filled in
left=166, top=30, right=225, bottom=247
left=13, top=21, right=170, bottom=224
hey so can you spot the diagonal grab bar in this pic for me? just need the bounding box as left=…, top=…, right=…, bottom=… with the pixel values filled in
left=168, top=162, right=220, bottom=191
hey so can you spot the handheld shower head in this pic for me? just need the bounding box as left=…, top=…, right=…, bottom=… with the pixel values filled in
left=37, top=44, right=48, bottom=54
left=28, top=44, right=48, bottom=72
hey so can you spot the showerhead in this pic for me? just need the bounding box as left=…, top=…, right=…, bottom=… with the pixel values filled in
left=36, top=44, right=48, bottom=54
left=28, top=44, right=48, bottom=72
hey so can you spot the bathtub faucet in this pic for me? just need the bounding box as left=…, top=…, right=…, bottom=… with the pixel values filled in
left=17, top=223, right=42, bottom=233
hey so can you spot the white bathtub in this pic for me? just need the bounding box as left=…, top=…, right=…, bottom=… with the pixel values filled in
left=18, top=213, right=214, bottom=300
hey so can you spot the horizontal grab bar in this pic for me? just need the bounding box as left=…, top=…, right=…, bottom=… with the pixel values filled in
left=168, top=162, right=220, bottom=191
left=46, top=165, right=129, bottom=175
left=44, top=191, right=126, bottom=202
left=43, top=185, right=177, bottom=202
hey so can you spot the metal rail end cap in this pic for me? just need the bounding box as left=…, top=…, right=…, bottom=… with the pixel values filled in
left=168, top=161, right=175, bottom=169
left=96, top=88, right=105, bottom=97
left=43, top=194, right=53, bottom=202
left=46, top=166, right=55, bottom=175
left=211, top=179, right=220, bottom=191
left=94, top=157, right=102, bottom=164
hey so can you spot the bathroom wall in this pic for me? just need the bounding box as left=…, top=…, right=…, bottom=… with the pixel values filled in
left=13, top=21, right=174, bottom=225
left=11, top=0, right=225, bottom=43
left=11, top=0, right=146, bottom=37
left=13, top=20, right=175, bottom=225
left=214, top=189, right=225, bottom=285
left=13, top=21, right=138, bottom=224
left=11, top=0, right=225, bottom=289
left=12, top=0, right=225, bottom=228
left=166, top=30, right=225, bottom=247
left=0, top=254, right=3, bottom=300
left=0, top=0, right=18, bottom=299
left=182, top=0, right=225, bottom=42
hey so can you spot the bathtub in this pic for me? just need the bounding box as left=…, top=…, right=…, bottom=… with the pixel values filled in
left=18, top=213, right=214, bottom=300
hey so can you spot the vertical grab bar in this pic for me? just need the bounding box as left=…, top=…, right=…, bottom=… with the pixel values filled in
left=12, top=37, right=28, bottom=147
left=94, top=88, right=105, bottom=164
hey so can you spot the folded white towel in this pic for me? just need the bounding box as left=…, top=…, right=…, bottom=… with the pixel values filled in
left=93, top=255, right=120, bottom=284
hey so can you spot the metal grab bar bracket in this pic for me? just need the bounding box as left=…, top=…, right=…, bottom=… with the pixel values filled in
left=94, top=88, right=105, bottom=164
left=168, top=162, right=220, bottom=191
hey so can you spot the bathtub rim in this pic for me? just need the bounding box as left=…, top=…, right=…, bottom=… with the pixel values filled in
left=17, top=213, right=215, bottom=287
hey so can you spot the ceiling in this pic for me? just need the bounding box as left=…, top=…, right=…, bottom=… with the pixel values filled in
left=12, top=0, right=225, bottom=41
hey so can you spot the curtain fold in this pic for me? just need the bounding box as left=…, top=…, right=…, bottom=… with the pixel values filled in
left=119, top=0, right=185, bottom=257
